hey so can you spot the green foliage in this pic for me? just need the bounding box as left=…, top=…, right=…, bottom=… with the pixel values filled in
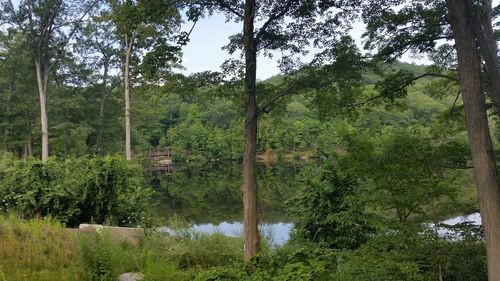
left=0, top=156, right=152, bottom=227
left=109, top=0, right=182, bottom=80
left=362, top=0, right=448, bottom=62
left=160, top=96, right=244, bottom=161
left=333, top=243, right=424, bottom=281
left=194, top=244, right=339, bottom=281
left=375, top=69, right=416, bottom=101
left=342, top=126, right=468, bottom=222
left=287, top=162, right=373, bottom=249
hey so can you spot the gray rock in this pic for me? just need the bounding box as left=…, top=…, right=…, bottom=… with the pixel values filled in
left=118, top=272, right=144, bottom=281
left=78, top=224, right=144, bottom=246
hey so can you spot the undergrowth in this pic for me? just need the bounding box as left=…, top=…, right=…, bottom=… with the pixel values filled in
left=0, top=214, right=487, bottom=281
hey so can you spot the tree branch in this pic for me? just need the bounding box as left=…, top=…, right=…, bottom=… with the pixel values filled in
left=349, top=93, right=384, bottom=108
left=255, top=0, right=294, bottom=42
left=48, top=0, right=99, bottom=71
left=451, top=91, right=461, bottom=110
left=414, top=72, right=459, bottom=82
left=6, top=0, right=25, bottom=30
left=381, top=71, right=458, bottom=99
left=193, top=0, right=244, bottom=19
left=258, top=80, right=299, bottom=115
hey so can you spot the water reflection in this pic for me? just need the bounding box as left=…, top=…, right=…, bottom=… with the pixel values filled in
left=150, top=162, right=304, bottom=225
left=159, top=221, right=294, bottom=246
left=151, top=163, right=484, bottom=245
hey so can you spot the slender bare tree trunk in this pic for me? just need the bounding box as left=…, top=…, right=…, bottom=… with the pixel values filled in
left=447, top=1, right=500, bottom=280
left=4, top=67, right=15, bottom=152
left=96, top=59, right=110, bottom=155
left=241, top=0, right=260, bottom=261
left=22, top=145, right=27, bottom=160
left=35, top=60, right=49, bottom=161
left=22, top=135, right=33, bottom=160
left=26, top=110, right=33, bottom=158
left=27, top=138, right=33, bottom=157
left=64, top=126, right=69, bottom=159
left=124, top=36, right=132, bottom=160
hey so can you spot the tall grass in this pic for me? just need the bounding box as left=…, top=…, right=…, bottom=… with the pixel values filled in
left=0, top=215, right=244, bottom=281
left=0, top=214, right=83, bottom=281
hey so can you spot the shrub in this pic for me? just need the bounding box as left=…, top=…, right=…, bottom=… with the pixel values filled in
left=333, top=248, right=424, bottom=281
left=193, top=244, right=340, bottom=281
left=287, top=162, right=373, bottom=249
left=0, top=155, right=152, bottom=227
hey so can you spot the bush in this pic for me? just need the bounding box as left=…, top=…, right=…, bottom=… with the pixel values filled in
left=0, top=155, right=152, bottom=227
left=287, top=162, right=373, bottom=249
left=334, top=248, right=424, bottom=281
left=194, top=244, right=339, bottom=281
left=332, top=226, right=487, bottom=281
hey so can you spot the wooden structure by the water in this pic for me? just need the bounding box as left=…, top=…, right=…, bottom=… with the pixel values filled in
left=148, top=148, right=173, bottom=175
left=148, top=148, right=173, bottom=159
left=149, top=164, right=173, bottom=175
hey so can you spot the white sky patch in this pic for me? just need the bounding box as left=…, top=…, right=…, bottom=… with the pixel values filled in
left=178, top=11, right=432, bottom=80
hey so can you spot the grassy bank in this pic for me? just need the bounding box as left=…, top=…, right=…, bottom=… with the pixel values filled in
left=0, top=214, right=243, bottom=281
left=0, top=213, right=487, bottom=281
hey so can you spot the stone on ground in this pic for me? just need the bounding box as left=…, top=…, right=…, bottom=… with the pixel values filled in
left=118, top=272, right=144, bottom=281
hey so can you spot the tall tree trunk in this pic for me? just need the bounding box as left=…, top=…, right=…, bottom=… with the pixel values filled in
left=22, top=145, right=28, bottom=160
left=25, top=110, right=33, bottom=159
left=447, top=1, right=500, bottom=280
left=473, top=0, right=500, bottom=118
left=242, top=0, right=260, bottom=261
left=27, top=138, right=33, bottom=157
left=4, top=67, right=15, bottom=152
left=64, top=126, right=69, bottom=159
left=35, top=60, right=49, bottom=161
left=124, top=36, right=132, bottom=160
left=96, top=59, right=110, bottom=155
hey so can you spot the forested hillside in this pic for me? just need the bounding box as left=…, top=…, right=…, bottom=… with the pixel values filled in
left=0, top=61, right=466, bottom=163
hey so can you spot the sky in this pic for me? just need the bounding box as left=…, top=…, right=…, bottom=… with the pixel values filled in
left=177, top=13, right=431, bottom=80
left=179, top=0, right=500, bottom=80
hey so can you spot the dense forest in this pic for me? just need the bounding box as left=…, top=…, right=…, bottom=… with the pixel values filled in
left=1, top=0, right=500, bottom=280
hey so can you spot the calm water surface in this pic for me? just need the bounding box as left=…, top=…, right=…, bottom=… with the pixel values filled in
left=150, top=162, right=304, bottom=245
left=150, top=162, right=483, bottom=245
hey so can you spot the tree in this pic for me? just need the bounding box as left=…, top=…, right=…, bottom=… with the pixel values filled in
left=0, top=29, right=39, bottom=158
left=446, top=2, right=500, bottom=280
left=472, top=0, right=500, bottom=117
left=361, top=0, right=500, bottom=118
left=192, top=0, right=361, bottom=260
left=77, top=11, right=120, bottom=155
left=2, top=0, right=98, bottom=161
left=361, top=0, right=500, bottom=279
left=108, top=0, right=182, bottom=160
left=0, top=29, right=20, bottom=153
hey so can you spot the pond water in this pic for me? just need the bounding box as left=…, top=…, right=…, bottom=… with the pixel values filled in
left=150, top=162, right=484, bottom=246
left=158, top=222, right=294, bottom=246
left=150, top=162, right=304, bottom=245
left=432, top=212, right=482, bottom=237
